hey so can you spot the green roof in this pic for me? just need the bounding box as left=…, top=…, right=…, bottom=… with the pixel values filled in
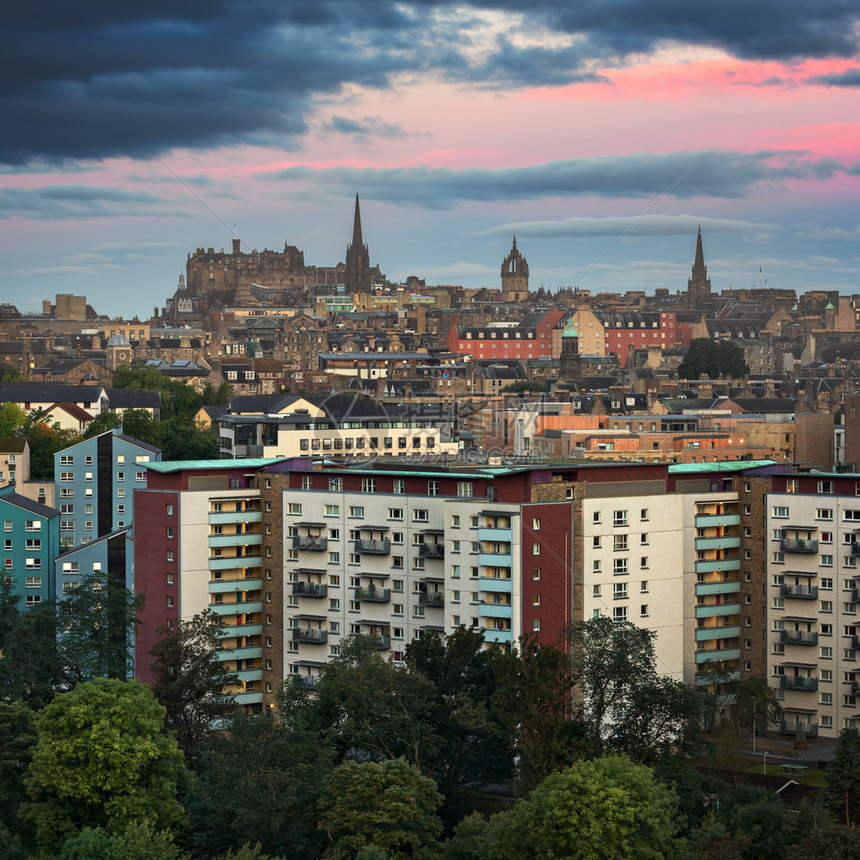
left=145, top=458, right=285, bottom=473
left=669, top=459, right=776, bottom=474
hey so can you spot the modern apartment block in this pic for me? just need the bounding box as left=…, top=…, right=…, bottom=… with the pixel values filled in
left=764, top=472, right=860, bottom=740
left=134, top=459, right=284, bottom=708
left=54, top=429, right=161, bottom=550
left=0, top=486, right=60, bottom=610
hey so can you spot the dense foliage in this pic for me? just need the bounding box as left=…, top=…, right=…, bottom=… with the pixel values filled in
left=678, top=338, right=750, bottom=380
left=1, top=621, right=860, bottom=858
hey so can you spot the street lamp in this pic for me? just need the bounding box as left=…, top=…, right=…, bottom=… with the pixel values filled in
left=763, top=750, right=770, bottom=775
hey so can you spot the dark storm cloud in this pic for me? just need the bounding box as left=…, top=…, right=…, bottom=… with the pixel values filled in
left=809, top=68, right=860, bottom=87
left=0, top=185, right=183, bottom=219
left=268, top=150, right=846, bottom=208
left=3, top=1, right=859, bottom=165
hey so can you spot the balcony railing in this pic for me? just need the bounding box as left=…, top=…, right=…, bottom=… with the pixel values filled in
left=418, top=591, right=445, bottom=607
left=370, top=634, right=391, bottom=650
left=418, top=543, right=445, bottom=559
left=292, top=628, right=328, bottom=645
left=780, top=630, right=818, bottom=646
left=355, top=586, right=390, bottom=603
left=292, top=582, right=328, bottom=598
left=780, top=584, right=818, bottom=600
left=355, top=539, right=390, bottom=555
left=851, top=543, right=860, bottom=557
left=779, top=676, right=818, bottom=692
left=293, top=536, right=328, bottom=551
left=779, top=721, right=818, bottom=738
left=780, top=538, right=819, bottom=554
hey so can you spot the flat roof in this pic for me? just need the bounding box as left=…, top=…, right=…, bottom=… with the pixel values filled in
left=145, top=458, right=285, bottom=473
left=669, top=459, right=777, bottom=474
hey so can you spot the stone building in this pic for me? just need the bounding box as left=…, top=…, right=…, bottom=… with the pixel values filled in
left=500, top=237, right=529, bottom=303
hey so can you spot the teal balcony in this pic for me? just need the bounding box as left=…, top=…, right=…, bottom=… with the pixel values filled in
left=694, top=603, right=740, bottom=619
left=695, top=581, right=740, bottom=597
left=210, top=511, right=262, bottom=525
left=695, top=626, right=740, bottom=642
left=479, top=576, right=513, bottom=593
left=695, top=670, right=739, bottom=686
left=210, top=600, right=262, bottom=616
left=234, top=668, right=263, bottom=684
left=695, top=536, right=740, bottom=551
left=210, top=578, right=262, bottom=594
left=478, top=527, right=512, bottom=542
left=478, top=552, right=512, bottom=567
left=695, top=648, right=740, bottom=664
left=216, top=646, right=263, bottom=661
left=479, top=601, right=512, bottom=619
left=695, top=558, right=740, bottom=573
left=483, top=629, right=513, bottom=644
left=209, top=555, right=261, bottom=570
left=694, top=514, right=740, bottom=528
left=233, top=691, right=263, bottom=705
left=209, top=533, right=262, bottom=548
left=221, top=623, right=262, bottom=637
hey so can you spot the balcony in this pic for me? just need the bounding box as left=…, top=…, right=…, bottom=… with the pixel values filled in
left=778, top=721, right=818, bottom=738
left=478, top=527, right=512, bottom=542
left=695, top=580, right=740, bottom=597
left=695, top=536, right=741, bottom=551
left=780, top=630, right=818, bottom=646
left=293, top=536, right=328, bottom=552
left=210, top=555, right=262, bottom=570
left=370, top=635, right=391, bottom=650
left=418, top=543, right=445, bottom=559
left=695, top=558, right=740, bottom=574
left=852, top=588, right=860, bottom=604
left=851, top=543, right=860, bottom=557
left=209, top=600, right=262, bottom=616
left=216, top=645, right=263, bottom=661
left=780, top=676, right=818, bottom=692
left=292, top=581, right=328, bottom=599
left=478, top=552, right=513, bottom=568
left=695, top=626, right=741, bottom=642
left=292, top=628, right=328, bottom=645
left=695, top=648, right=740, bottom=664
left=478, top=575, right=513, bottom=593
left=479, top=601, right=512, bottom=619
left=694, top=513, right=740, bottom=528
left=418, top=590, right=444, bottom=607
left=299, top=674, right=317, bottom=688
left=780, top=584, right=818, bottom=600
left=780, top=538, right=819, bottom=554
left=210, top=577, right=262, bottom=594
left=355, top=539, right=390, bottom=555
left=483, top=628, right=513, bottom=644
left=694, top=603, right=739, bottom=619
left=210, top=510, right=262, bottom=525
left=355, top=586, right=390, bottom=603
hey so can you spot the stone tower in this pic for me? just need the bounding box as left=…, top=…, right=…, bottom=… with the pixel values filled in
left=500, top=236, right=529, bottom=303
left=686, top=226, right=712, bottom=309
left=560, top=317, right=581, bottom=382
left=344, top=193, right=371, bottom=293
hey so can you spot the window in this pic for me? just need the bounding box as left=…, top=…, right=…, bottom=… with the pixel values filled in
left=613, top=534, right=627, bottom=551
left=362, top=478, right=376, bottom=493
left=613, top=510, right=628, bottom=526
left=817, top=508, right=833, bottom=520
left=532, top=517, right=541, bottom=530
left=772, top=552, right=784, bottom=564
left=59, top=471, right=73, bottom=483
left=325, top=504, right=339, bottom=517
left=413, top=509, right=429, bottom=522
left=388, top=508, right=403, bottom=521
left=166, top=550, right=174, bottom=562
left=288, top=503, right=302, bottom=515
left=25, top=595, right=41, bottom=606
left=821, top=577, right=833, bottom=589
left=772, top=506, right=789, bottom=518
left=613, top=582, right=627, bottom=600
left=166, top=504, right=174, bottom=516
left=329, top=552, right=340, bottom=564
left=532, top=542, right=541, bottom=556
left=25, top=576, right=41, bottom=589
left=393, top=479, right=405, bottom=495
left=612, top=606, right=627, bottom=622
left=349, top=506, right=364, bottom=518
left=640, top=580, right=648, bottom=592
left=428, top=480, right=439, bottom=496
left=592, top=536, right=601, bottom=549
left=451, top=515, right=460, bottom=528
left=822, top=555, right=834, bottom=567
left=25, top=558, right=41, bottom=570
left=640, top=605, right=648, bottom=617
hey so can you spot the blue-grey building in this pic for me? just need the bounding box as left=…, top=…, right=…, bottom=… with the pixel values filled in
left=54, top=429, right=161, bottom=551
left=0, top=486, right=60, bottom=610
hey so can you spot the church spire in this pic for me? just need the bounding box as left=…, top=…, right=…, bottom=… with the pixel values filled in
left=352, top=192, right=363, bottom=248
left=687, top=226, right=711, bottom=308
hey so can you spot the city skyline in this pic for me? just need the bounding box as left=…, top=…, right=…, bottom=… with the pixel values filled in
left=2, top=2, right=860, bottom=316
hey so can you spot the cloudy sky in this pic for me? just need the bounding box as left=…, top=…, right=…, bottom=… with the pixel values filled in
left=2, top=1, right=859, bottom=316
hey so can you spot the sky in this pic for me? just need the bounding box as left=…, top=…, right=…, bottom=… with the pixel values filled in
left=2, top=1, right=860, bottom=318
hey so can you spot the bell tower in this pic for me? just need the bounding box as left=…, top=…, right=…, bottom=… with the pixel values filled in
left=500, top=236, right=529, bottom=303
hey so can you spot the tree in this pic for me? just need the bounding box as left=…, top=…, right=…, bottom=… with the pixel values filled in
left=0, top=402, right=26, bottom=438
left=58, top=571, right=144, bottom=683
left=119, top=409, right=164, bottom=450
left=0, top=702, right=36, bottom=836
left=499, top=381, right=546, bottom=394
left=57, top=821, right=186, bottom=860
left=148, top=611, right=238, bottom=765
left=82, top=412, right=121, bottom=440
left=187, top=712, right=331, bottom=860
left=16, top=410, right=80, bottom=480
left=732, top=676, right=782, bottom=737
left=0, top=601, right=64, bottom=708
left=317, top=758, right=444, bottom=859
left=0, top=572, right=19, bottom=649
left=460, top=756, right=681, bottom=860
left=21, top=678, right=188, bottom=848
left=821, top=728, right=860, bottom=827
left=678, top=339, right=749, bottom=380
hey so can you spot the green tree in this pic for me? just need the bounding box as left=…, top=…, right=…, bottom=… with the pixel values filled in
left=82, top=412, right=122, bottom=439
left=202, top=379, right=233, bottom=406
left=678, top=339, right=749, bottom=380
left=0, top=402, right=27, bottom=438
left=17, top=410, right=81, bottom=480
left=732, top=676, right=782, bottom=737
left=0, top=702, right=36, bottom=836
left=22, top=678, right=188, bottom=848
left=821, top=728, right=860, bottom=827
left=0, top=572, right=19, bottom=649
left=0, top=601, right=64, bottom=708
left=187, top=712, right=331, bottom=860
left=0, top=364, right=24, bottom=383
left=57, top=821, right=186, bottom=860
left=463, top=756, right=681, bottom=860
left=499, top=380, right=546, bottom=394
left=119, top=409, right=164, bottom=450
left=58, top=571, right=144, bottom=683
left=317, top=758, right=444, bottom=859
left=148, top=611, right=237, bottom=765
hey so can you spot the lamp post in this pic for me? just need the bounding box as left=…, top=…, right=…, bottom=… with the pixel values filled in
left=763, top=750, right=770, bottom=775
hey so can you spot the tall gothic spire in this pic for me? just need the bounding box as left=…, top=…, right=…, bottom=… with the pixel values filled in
left=345, top=192, right=371, bottom=293
left=687, top=225, right=711, bottom=308
left=352, top=192, right=363, bottom=247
